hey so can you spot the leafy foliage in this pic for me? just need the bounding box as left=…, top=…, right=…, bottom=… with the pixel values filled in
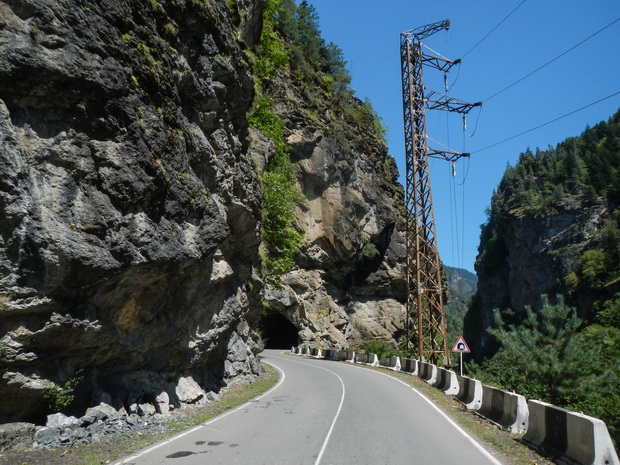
left=469, top=296, right=620, bottom=445
left=255, top=0, right=290, bottom=81
left=271, top=0, right=385, bottom=143
left=249, top=98, right=303, bottom=282
left=43, top=372, right=83, bottom=413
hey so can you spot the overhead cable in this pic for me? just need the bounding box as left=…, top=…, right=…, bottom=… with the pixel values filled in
left=484, top=17, right=620, bottom=103
left=461, top=0, right=528, bottom=59
left=472, top=91, right=620, bottom=154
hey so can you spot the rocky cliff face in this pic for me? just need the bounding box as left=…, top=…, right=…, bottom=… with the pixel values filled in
left=465, top=143, right=618, bottom=358
left=0, top=0, right=407, bottom=424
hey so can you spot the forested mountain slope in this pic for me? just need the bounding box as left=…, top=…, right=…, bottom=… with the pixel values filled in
left=464, top=109, right=620, bottom=444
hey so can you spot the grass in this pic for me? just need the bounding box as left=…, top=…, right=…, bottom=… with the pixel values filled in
left=0, top=363, right=280, bottom=465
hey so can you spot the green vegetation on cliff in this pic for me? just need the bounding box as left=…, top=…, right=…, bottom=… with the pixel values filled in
left=249, top=0, right=388, bottom=281
left=467, top=109, right=620, bottom=445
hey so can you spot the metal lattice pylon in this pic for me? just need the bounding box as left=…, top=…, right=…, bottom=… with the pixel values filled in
left=400, top=20, right=480, bottom=364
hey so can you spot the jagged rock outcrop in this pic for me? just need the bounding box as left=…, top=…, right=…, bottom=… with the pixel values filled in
left=0, top=0, right=408, bottom=426
left=466, top=190, right=615, bottom=357
left=0, top=0, right=265, bottom=423
left=258, top=85, right=407, bottom=349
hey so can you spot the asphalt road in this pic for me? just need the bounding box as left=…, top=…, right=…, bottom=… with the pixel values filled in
left=114, top=349, right=505, bottom=465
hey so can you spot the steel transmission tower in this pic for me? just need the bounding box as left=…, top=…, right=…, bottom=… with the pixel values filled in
left=400, top=20, right=480, bottom=364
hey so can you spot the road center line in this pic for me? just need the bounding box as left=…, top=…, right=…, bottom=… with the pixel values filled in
left=269, top=355, right=347, bottom=465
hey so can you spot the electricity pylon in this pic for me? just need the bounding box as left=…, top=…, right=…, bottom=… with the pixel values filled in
left=400, top=20, right=480, bottom=364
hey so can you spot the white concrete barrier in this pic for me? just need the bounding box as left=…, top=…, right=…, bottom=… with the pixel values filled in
left=477, top=384, right=528, bottom=434
left=368, top=353, right=379, bottom=367
left=322, top=349, right=339, bottom=361
left=432, top=367, right=459, bottom=395
left=455, top=376, right=483, bottom=410
left=400, top=358, right=418, bottom=375
left=379, top=355, right=401, bottom=371
left=525, top=400, right=619, bottom=465
left=418, top=362, right=437, bottom=385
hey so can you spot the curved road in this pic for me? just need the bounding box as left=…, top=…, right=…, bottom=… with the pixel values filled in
left=114, top=350, right=504, bottom=464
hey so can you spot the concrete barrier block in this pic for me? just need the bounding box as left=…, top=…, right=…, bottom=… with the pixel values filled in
left=368, top=354, right=379, bottom=367
left=477, top=385, right=528, bottom=434
left=419, top=362, right=437, bottom=385
left=400, top=358, right=418, bottom=375
left=455, top=376, right=483, bottom=410
left=345, top=351, right=356, bottom=362
left=525, top=399, right=620, bottom=465
left=433, top=367, right=459, bottom=395
left=379, top=355, right=402, bottom=371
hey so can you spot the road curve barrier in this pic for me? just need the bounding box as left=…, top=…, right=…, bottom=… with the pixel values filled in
left=477, top=384, right=529, bottom=434
left=379, top=355, right=401, bottom=371
left=400, top=358, right=418, bottom=375
left=455, top=376, right=483, bottom=411
left=368, top=353, right=379, bottom=367
left=418, top=362, right=438, bottom=385
left=355, top=353, right=369, bottom=364
left=524, top=400, right=619, bottom=465
left=432, top=367, right=459, bottom=395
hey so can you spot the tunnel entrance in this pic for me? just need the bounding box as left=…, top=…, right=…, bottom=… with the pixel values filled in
left=259, top=310, right=299, bottom=349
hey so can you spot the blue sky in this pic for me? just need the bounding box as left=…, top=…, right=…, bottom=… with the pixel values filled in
left=307, top=0, right=620, bottom=272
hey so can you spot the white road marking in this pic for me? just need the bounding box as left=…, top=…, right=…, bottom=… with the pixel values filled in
left=343, top=363, right=505, bottom=465
left=111, top=361, right=286, bottom=465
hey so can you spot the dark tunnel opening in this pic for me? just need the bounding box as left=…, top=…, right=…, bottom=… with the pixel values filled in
left=259, top=310, right=299, bottom=349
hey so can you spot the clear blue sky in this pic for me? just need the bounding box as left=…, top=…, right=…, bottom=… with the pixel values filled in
left=307, top=0, right=620, bottom=272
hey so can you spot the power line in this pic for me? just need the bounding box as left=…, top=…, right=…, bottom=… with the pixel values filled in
left=461, top=0, right=528, bottom=59
left=472, top=91, right=620, bottom=154
left=484, top=17, right=620, bottom=103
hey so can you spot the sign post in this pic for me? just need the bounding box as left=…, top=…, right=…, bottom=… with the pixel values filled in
left=451, top=336, right=471, bottom=376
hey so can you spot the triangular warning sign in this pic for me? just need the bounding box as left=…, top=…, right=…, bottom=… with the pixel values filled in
left=452, top=336, right=471, bottom=353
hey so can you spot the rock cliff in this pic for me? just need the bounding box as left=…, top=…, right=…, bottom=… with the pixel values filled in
left=0, top=0, right=407, bottom=423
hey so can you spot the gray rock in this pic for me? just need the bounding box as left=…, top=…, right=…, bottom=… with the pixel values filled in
left=85, top=403, right=119, bottom=422
left=0, top=422, right=37, bottom=452
left=137, top=403, right=156, bottom=417
left=33, top=427, right=61, bottom=448
left=125, top=414, right=142, bottom=426
left=46, top=413, right=79, bottom=430
left=79, top=414, right=97, bottom=427
left=155, top=391, right=170, bottom=415
left=175, top=376, right=206, bottom=405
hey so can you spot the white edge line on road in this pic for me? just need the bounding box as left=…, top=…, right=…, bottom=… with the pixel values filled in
left=111, top=360, right=286, bottom=465
left=362, top=366, right=504, bottom=465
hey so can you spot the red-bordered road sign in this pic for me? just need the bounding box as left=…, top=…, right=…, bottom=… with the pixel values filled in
left=452, top=336, right=471, bottom=353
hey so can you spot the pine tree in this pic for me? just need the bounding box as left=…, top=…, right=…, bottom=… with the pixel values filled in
left=487, top=295, right=596, bottom=404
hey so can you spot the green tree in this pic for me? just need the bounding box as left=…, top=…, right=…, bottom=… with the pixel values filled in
left=486, top=296, right=596, bottom=404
